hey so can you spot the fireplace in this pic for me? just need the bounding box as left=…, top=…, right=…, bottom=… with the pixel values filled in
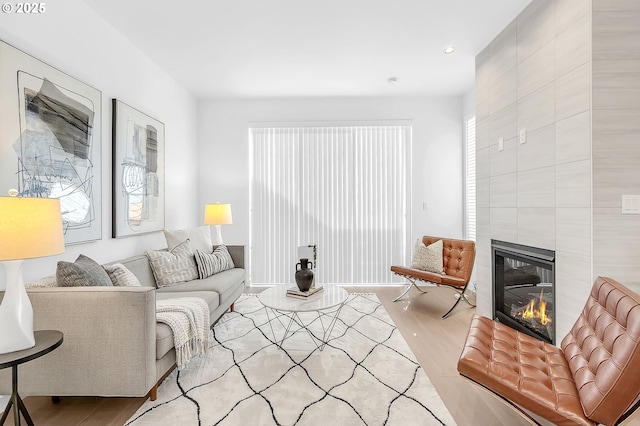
left=492, top=240, right=555, bottom=344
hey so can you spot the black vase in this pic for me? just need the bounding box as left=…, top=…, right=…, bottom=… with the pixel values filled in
left=295, top=258, right=314, bottom=292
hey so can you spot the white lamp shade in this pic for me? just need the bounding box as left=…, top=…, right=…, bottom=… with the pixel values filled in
left=0, top=196, right=65, bottom=260
left=204, top=203, right=233, bottom=225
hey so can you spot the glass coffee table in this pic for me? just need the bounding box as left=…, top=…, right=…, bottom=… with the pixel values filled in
left=258, top=285, right=348, bottom=351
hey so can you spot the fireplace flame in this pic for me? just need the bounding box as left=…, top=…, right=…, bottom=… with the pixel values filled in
left=521, top=289, right=551, bottom=325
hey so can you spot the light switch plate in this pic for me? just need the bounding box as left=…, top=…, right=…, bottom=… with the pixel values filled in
left=519, top=128, right=527, bottom=144
left=622, top=195, right=640, bottom=214
left=498, top=137, right=504, bottom=151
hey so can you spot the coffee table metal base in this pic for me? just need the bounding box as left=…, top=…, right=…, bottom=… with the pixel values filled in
left=264, top=304, right=345, bottom=351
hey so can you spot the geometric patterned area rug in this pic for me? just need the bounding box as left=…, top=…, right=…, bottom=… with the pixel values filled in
left=126, top=293, right=456, bottom=425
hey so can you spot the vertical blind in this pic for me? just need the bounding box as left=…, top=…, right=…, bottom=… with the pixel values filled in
left=464, top=117, right=476, bottom=241
left=250, top=126, right=411, bottom=285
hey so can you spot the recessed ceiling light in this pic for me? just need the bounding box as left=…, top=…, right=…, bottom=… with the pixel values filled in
left=443, top=46, right=455, bottom=55
left=387, top=77, right=398, bottom=84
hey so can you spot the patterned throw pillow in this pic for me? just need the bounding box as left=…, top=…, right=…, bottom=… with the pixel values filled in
left=57, top=254, right=114, bottom=287
left=103, top=263, right=142, bottom=287
left=410, top=239, right=444, bottom=274
left=145, top=239, right=199, bottom=288
left=163, top=226, right=213, bottom=253
left=194, top=245, right=235, bottom=279
left=24, top=275, right=58, bottom=289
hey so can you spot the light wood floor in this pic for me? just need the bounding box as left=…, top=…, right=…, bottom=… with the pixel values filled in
left=4, top=286, right=639, bottom=425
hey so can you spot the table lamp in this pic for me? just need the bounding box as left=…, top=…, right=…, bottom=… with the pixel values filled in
left=0, top=193, right=64, bottom=354
left=204, top=203, right=232, bottom=244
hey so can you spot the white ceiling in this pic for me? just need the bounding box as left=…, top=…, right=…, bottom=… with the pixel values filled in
left=84, top=0, right=531, bottom=100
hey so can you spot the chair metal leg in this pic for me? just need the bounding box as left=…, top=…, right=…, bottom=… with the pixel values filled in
left=442, top=286, right=476, bottom=318
left=392, top=277, right=427, bottom=302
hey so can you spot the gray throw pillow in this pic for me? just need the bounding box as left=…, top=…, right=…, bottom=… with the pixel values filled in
left=57, top=254, right=113, bottom=287
left=410, top=239, right=444, bottom=274
left=194, top=245, right=235, bottom=279
left=145, top=239, right=199, bottom=288
left=103, top=263, right=142, bottom=287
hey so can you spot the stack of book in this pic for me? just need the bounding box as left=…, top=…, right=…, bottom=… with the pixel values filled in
left=286, top=285, right=324, bottom=299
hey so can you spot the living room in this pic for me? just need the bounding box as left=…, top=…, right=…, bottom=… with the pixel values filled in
left=2, top=0, right=640, bottom=425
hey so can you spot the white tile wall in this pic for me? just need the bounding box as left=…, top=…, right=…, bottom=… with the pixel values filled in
left=555, top=111, right=591, bottom=164
left=517, top=124, right=556, bottom=171
left=517, top=0, right=555, bottom=63
left=517, top=166, right=556, bottom=208
left=490, top=174, right=517, bottom=207
left=489, top=137, right=518, bottom=176
left=556, top=160, right=591, bottom=208
left=517, top=82, right=555, bottom=132
left=555, top=63, right=590, bottom=121
left=517, top=40, right=555, bottom=98
left=517, top=208, right=556, bottom=250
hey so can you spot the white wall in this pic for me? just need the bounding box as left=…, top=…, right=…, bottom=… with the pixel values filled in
left=197, top=97, right=464, bottom=277
left=0, top=0, right=198, bottom=285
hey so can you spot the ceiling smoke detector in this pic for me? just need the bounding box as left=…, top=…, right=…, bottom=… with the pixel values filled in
left=444, top=46, right=455, bottom=55
left=387, top=77, right=398, bottom=84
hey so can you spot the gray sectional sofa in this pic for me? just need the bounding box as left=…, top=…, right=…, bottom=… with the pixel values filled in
left=0, top=245, right=246, bottom=401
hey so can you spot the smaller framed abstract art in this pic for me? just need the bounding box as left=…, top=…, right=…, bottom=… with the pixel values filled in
left=112, top=99, right=165, bottom=238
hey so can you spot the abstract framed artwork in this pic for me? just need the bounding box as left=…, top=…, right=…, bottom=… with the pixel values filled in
left=112, top=99, right=165, bottom=238
left=0, top=39, right=102, bottom=245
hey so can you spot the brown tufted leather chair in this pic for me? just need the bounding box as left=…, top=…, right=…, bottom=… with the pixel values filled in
left=458, top=276, right=640, bottom=426
left=390, top=236, right=476, bottom=318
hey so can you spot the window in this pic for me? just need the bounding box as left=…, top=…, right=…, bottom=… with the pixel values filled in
left=464, top=116, right=476, bottom=241
left=250, top=126, right=411, bottom=285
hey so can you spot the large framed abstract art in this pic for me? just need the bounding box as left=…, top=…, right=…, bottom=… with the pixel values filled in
left=112, top=99, right=165, bottom=238
left=0, top=40, right=102, bottom=245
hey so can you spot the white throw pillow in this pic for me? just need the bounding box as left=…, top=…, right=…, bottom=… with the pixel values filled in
left=163, top=226, right=213, bottom=253
left=103, top=263, right=142, bottom=287
left=24, top=275, right=57, bottom=288
left=410, top=239, right=444, bottom=273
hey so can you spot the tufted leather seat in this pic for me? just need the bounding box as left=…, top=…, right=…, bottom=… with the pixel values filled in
left=391, top=236, right=476, bottom=318
left=458, top=276, right=640, bottom=426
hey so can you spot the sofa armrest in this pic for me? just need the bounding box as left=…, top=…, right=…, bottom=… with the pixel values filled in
left=222, top=245, right=245, bottom=269
left=0, top=286, right=157, bottom=397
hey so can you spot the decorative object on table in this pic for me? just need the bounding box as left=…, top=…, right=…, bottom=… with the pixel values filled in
left=0, top=40, right=102, bottom=245
left=294, top=258, right=314, bottom=292
left=204, top=203, right=233, bottom=244
left=297, top=244, right=317, bottom=287
left=0, top=194, right=64, bottom=354
left=286, top=284, right=323, bottom=299
left=125, top=294, right=455, bottom=426
left=112, top=99, right=165, bottom=238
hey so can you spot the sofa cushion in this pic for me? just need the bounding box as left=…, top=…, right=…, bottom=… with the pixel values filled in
left=155, top=291, right=219, bottom=360
left=57, top=255, right=113, bottom=287
left=157, top=268, right=245, bottom=307
left=410, top=239, right=444, bottom=274
left=163, top=226, right=212, bottom=253
left=103, top=263, right=142, bottom=287
left=145, top=240, right=199, bottom=288
left=194, top=245, right=235, bottom=279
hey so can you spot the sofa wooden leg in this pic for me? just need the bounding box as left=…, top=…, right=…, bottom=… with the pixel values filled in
left=230, top=302, right=235, bottom=312
left=149, top=384, right=158, bottom=401
left=51, top=396, right=60, bottom=404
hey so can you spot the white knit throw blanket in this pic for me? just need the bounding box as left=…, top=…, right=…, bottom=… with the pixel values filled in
left=156, top=297, right=210, bottom=369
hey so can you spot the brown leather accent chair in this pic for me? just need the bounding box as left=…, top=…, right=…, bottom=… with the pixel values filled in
left=458, top=276, right=640, bottom=426
left=390, top=236, right=476, bottom=318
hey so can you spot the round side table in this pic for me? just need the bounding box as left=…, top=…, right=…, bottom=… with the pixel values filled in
left=0, top=330, right=63, bottom=426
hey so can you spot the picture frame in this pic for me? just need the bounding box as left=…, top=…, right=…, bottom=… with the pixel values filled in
left=112, top=99, right=165, bottom=238
left=0, top=39, right=102, bottom=245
